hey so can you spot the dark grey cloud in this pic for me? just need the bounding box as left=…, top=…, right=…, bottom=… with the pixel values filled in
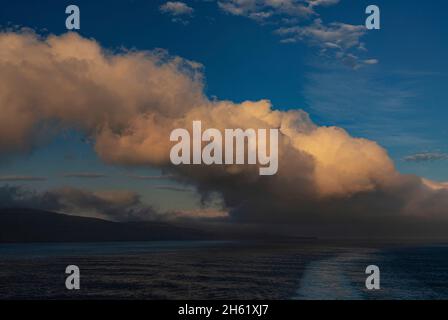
left=0, top=175, right=47, bottom=182
left=127, top=174, right=175, bottom=180
left=63, top=172, right=108, bottom=179
left=404, top=152, right=448, bottom=163
left=0, top=185, right=160, bottom=222
left=0, top=185, right=229, bottom=225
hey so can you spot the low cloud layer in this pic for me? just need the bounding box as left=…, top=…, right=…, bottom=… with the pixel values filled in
left=0, top=30, right=447, bottom=236
left=0, top=184, right=225, bottom=223
left=0, top=185, right=160, bottom=221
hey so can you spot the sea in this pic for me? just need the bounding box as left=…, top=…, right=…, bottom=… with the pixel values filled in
left=1, top=240, right=448, bottom=299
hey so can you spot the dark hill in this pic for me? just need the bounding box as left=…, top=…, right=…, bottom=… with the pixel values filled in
left=0, top=208, right=210, bottom=243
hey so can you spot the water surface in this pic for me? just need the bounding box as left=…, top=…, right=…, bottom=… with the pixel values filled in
left=1, top=241, right=448, bottom=299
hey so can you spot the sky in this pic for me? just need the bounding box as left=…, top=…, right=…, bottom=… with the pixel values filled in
left=1, top=1, right=448, bottom=236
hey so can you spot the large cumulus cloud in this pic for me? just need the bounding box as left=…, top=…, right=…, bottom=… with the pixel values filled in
left=0, top=30, right=447, bottom=235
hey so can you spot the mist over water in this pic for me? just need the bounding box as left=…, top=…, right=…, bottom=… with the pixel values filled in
left=1, top=241, right=448, bottom=299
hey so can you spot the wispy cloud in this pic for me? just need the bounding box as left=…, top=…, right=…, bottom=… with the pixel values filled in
left=0, top=175, right=47, bottom=182
left=173, top=208, right=229, bottom=219
left=404, top=152, right=448, bottom=163
left=307, top=0, right=340, bottom=7
left=63, top=173, right=107, bottom=179
left=217, top=0, right=374, bottom=68
left=276, top=19, right=375, bottom=68
left=160, top=1, right=194, bottom=24
left=218, top=0, right=315, bottom=20
left=127, top=174, right=175, bottom=180
left=301, top=62, right=433, bottom=149
left=151, top=185, right=195, bottom=192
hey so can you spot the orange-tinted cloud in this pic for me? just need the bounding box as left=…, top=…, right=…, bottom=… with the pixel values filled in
left=0, top=30, right=447, bottom=235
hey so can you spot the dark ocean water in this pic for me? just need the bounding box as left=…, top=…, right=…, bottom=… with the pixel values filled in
left=1, top=241, right=448, bottom=300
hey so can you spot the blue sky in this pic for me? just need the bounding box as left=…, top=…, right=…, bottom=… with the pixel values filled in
left=1, top=0, right=448, bottom=212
